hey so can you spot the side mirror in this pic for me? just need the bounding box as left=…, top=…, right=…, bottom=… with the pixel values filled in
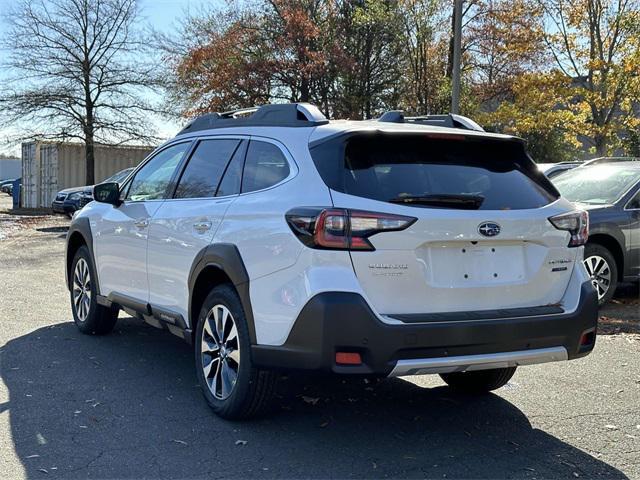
left=93, top=182, right=121, bottom=206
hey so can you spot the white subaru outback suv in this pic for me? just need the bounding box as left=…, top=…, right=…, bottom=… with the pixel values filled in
left=66, top=103, right=598, bottom=419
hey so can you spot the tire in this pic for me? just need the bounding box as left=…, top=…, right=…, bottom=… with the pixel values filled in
left=583, top=243, right=618, bottom=305
left=70, top=246, right=119, bottom=335
left=195, top=284, right=277, bottom=420
left=439, top=367, right=517, bottom=393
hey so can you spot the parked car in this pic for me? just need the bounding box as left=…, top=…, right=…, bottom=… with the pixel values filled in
left=1, top=178, right=19, bottom=194
left=582, top=156, right=639, bottom=167
left=52, top=168, right=134, bottom=217
left=65, top=103, right=598, bottom=419
left=6, top=178, right=21, bottom=196
left=552, top=163, right=640, bottom=304
left=537, top=162, right=583, bottom=179
left=52, top=187, right=93, bottom=217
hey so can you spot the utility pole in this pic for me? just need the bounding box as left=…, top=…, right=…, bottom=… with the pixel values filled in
left=451, top=0, right=463, bottom=114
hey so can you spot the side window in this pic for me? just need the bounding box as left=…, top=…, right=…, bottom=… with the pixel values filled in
left=174, top=139, right=240, bottom=199
left=217, top=141, right=247, bottom=197
left=241, top=141, right=290, bottom=193
left=126, top=143, right=190, bottom=201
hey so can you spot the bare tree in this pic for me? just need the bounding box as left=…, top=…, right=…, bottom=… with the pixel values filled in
left=0, top=0, right=161, bottom=184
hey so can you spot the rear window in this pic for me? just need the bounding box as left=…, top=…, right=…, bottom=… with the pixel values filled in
left=310, top=133, right=558, bottom=210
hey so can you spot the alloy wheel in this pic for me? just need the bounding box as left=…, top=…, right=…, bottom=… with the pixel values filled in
left=72, top=258, right=92, bottom=322
left=583, top=255, right=611, bottom=301
left=201, top=304, right=241, bottom=400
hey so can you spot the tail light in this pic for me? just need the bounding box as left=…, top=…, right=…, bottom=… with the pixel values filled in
left=286, top=208, right=416, bottom=251
left=549, top=210, right=589, bottom=247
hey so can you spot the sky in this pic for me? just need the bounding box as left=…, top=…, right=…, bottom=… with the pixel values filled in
left=139, top=0, right=215, bottom=32
left=0, top=0, right=221, bottom=156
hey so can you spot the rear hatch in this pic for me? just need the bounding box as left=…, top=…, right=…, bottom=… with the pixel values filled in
left=310, top=132, right=577, bottom=315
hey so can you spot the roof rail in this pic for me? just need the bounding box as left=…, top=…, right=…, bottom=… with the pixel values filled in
left=176, top=103, right=329, bottom=135
left=378, top=111, right=485, bottom=132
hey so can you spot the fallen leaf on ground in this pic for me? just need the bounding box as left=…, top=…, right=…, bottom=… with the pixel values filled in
left=235, top=440, right=248, bottom=446
left=172, top=439, right=188, bottom=445
left=302, top=396, right=320, bottom=405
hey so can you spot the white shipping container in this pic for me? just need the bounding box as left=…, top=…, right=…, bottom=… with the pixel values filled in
left=21, top=141, right=156, bottom=208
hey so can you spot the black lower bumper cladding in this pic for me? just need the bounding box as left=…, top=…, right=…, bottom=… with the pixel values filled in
left=251, top=281, right=599, bottom=375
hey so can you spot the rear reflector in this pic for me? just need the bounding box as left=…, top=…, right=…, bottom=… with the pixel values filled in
left=580, top=330, right=595, bottom=346
left=335, top=352, right=362, bottom=365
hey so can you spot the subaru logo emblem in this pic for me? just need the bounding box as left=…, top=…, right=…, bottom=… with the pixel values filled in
left=478, top=222, right=501, bottom=237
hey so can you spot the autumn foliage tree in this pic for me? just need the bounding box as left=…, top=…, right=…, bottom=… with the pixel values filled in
left=399, top=0, right=451, bottom=115
left=465, top=0, right=546, bottom=105
left=166, top=1, right=349, bottom=117
left=540, top=0, right=640, bottom=155
left=163, top=0, right=640, bottom=160
left=169, top=10, right=273, bottom=116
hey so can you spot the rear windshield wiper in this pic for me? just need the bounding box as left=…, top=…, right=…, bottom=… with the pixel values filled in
left=389, top=194, right=485, bottom=210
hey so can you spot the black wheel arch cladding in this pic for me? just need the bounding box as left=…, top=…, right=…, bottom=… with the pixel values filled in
left=188, top=243, right=257, bottom=344
left=66, top=217, right=99, bottom=293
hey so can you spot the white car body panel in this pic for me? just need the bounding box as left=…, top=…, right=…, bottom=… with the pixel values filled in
left=90, top=199, right=163, bottom=302
left=332, top=192, right=579, bottom=314
left=147, top=196, right=236, bottom=322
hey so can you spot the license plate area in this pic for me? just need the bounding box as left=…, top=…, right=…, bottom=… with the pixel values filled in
left=423, top=242, right=527, bottom=287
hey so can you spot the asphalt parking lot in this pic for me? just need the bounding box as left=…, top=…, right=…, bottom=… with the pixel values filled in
left=0, top=196, right=639, bottom=479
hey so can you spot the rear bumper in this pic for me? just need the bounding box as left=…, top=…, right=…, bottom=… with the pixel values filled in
left=251, top=281, right=598, bottom=376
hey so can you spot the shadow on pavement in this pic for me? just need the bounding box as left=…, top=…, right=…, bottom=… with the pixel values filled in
left=35, top=226, right=69, bottom=234
left=1, top=318, right=627, bottom=479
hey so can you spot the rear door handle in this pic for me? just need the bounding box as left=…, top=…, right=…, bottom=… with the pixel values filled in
left=134, top=218, right=149, bottom=229
left=193, top=221, right=212, bottom=233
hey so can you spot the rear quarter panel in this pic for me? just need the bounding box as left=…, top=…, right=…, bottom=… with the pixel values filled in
left=213, top=133, right=357, bottom=345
